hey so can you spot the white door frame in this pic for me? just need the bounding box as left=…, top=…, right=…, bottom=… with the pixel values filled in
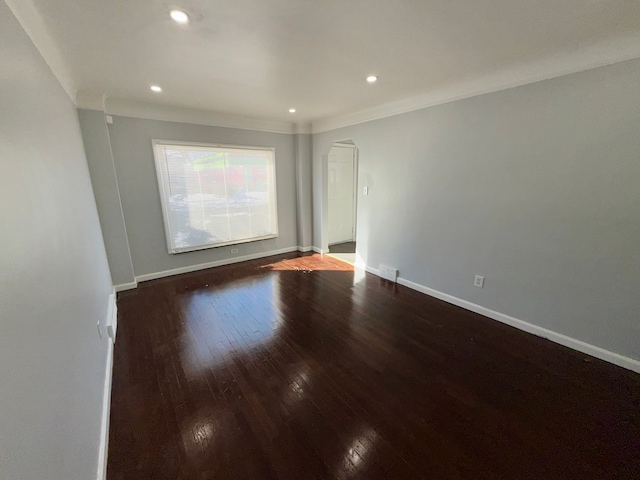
left=328, top=142, right=358, bottom=245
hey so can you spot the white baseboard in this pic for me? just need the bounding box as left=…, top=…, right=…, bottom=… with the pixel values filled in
left=355, top=261, right=379, bottom=276
left=114, top=281, right=137, bottom=292
left=96, top=332, right=115, bottom=480
left=134, top=246, right=300, bottom=283
left=355, top=263, right=640, bottom=372
left=297, top=245, right=313, bottom=252
left=362, top=268, right=640, bottom=374
left=312, top=246, right=327, bottom=254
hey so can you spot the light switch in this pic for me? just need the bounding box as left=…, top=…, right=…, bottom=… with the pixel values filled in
left=363, top=186, right=369, bottom=195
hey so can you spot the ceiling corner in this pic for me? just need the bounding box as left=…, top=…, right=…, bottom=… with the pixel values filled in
left=294, top=123, right=313, bottom=135
left=76, top=91, right=107, bottom=111
left=4, top=0, right=77, bottom=104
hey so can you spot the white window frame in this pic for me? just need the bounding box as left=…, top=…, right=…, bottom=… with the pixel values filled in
left=152, top=139, right=279, bottom=254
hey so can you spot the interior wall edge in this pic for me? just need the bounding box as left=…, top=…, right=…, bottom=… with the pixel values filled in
left=77, top=108, right=136, bottom=285
left=3, top=0, right=77, bottom=103
left=96, top=334, right=115, bottom=480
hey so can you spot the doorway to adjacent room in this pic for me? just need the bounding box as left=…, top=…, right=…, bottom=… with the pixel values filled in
left=327, top=142, right=357, bottom=265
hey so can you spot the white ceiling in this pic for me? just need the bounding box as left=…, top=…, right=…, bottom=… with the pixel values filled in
left=11, top=0, right=640, bottom=128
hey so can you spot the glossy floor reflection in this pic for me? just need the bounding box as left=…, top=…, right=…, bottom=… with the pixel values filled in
left=109, top=253, right=640, bottom=479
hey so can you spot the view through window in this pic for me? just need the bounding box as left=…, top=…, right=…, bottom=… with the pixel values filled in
left=153, top=141, right=278, bottom=253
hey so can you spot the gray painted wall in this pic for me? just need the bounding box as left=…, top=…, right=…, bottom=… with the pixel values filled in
left=79, top=109, right=136, bottom=285
left=295, top=133, right=313, bottom=248
left=313, top=59, right=640, bottom=362
left=0, top=2, right=114, bottom=479
left=106, top=116, right=298, bottom=277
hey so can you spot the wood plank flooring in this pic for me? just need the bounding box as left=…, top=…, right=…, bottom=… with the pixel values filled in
left=108, top=253, right=640, bottom=479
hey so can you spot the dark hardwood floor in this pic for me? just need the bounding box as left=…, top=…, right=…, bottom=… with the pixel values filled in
left=108, top=253, right=640, bottom=479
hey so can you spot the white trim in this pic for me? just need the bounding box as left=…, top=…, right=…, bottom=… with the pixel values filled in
left=312, top=246, right=327, bottom=254
left=333, top=142, right=356, bottom=149
left=311, top=41, right=640, bottom=133
left=114, top=281, right=137, bottom=292
left=84, top=99, right=315, bottom=135
left=96, top=334, right=114, bottom=480
left=294, top=124, right=313, bottom=135
left=118, top=247, right=314, bottom=288
left=383, top=276, right=640, bottom=374
left=351, top=147, right=358, bottom=242
left=106, top=292, right=117, bottom=344
left=151, top=139, right=278, bottom=151
left=169, top=235, right=279, bottom=255
left=135, top=246, right=299, bottom=283
left=4, top=0, right=77, bottom=103
left=355, top=261, right=379, bottom=277
left=11, top=0, right=638, bottom=139
left=151, top=140, right=279, bottom=255
left=105, top=98, right=297, bottom=134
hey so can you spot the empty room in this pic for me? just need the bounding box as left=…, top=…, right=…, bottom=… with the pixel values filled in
left=1, top=1, right=639, bottom=479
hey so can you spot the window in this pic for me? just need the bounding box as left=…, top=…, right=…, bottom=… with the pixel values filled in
left=153, top=141, right=278, bottom=254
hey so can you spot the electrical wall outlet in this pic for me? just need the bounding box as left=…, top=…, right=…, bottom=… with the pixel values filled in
left=379, top=264, right=398, bottom=282
left=363, top=186, right=369, bottom=195
left=230, top=248, right=239, bottom=254
left=474, top=275, right=485, bottom=288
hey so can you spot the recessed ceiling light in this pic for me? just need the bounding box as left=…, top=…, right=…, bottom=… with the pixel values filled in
left=367, top=75, right=378, bottom=83
left=150, top=85, right=162, bottom=93
left=289, top=108, right=296, bottom=113
left=170, top=9, right=189, bottom=24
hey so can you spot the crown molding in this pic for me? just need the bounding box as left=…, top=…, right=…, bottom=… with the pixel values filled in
left=312, top=37, right=640, bottom=134
left=78, top=94, right=314, bottom=135
left=294, top=123, right=313, bottom=134
left=103, top=97, right=298, bottom=135
left=5, top=0, right=77, bottom=104
left=10, top=0, right=637, bottom=138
